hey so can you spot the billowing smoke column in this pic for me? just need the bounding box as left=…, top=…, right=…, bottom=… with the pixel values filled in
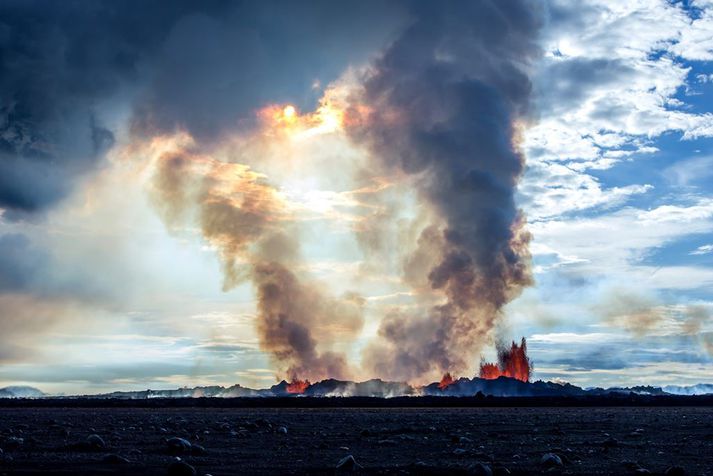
left=479, top=338, right=532, bottom=382
left=145, top=0, right=540, bottom=385
left=348, top=0, right=539, bottom=381
left=149, top=142, right=364, bottom=382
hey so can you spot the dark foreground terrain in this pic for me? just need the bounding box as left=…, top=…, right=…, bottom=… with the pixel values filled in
left=0, top=404, right=712, bottom=475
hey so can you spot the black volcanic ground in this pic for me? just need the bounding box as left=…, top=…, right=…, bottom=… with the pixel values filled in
left=0, top=404, right=711, bottom=475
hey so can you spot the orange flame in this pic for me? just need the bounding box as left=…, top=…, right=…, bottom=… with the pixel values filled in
left=438, top=372, right=455, bottom=390
left=478, top=338, right=532, bottom=382
left=478, top=363, right=502, bottom=380
left=286, top=379, right=310, bottom=394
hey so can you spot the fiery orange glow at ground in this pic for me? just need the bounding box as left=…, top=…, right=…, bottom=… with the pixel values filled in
left=286, top=379, right=310, bottom=394
left=438, top=373, right=455, bottom=390
left=479, top=338, right=532, bottom=382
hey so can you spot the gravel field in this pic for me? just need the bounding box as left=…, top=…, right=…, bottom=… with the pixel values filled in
left=0, top=406, right=712, bottom=475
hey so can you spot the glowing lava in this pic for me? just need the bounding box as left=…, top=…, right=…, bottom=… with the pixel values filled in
left=286, top=379, right=310, bottom=394
left=478, top=337, right=532, bottom=382
left=438, top=372, right=455, bottom=390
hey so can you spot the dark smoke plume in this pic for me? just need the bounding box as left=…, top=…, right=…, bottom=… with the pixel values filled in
left=350, top=0, right=540, bottom=381
left=149, top=145, right=363, bottom=381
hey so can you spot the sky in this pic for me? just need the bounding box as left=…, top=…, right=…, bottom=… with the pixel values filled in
left=0, top=0, right=712, bottom=394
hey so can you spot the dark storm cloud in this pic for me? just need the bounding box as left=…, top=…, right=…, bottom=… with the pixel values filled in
left=350, top=0, right=541, bottom=380
left=0, top=0, right=193, bottom=216
left=132, top=0, right=406, bottom=142
left=0, top=0, right=405, bottom=216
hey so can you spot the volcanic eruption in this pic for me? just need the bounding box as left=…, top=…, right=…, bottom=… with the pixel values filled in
left=142, top=0, right=539, bottom=386
left=479, top=338, right=532, bottom=382
left=438, top=373, right=455, bottom=390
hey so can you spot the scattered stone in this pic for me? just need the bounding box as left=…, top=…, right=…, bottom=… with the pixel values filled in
left=453, top=448, right=468, bottom=456
left=602, top=437, right=620, bottom=448
left=492, top=462, right=511, bottom=476
left=5, top=437, right=24, bottom=450
left=377, top=439, right=398, bottom=446
left=336, top=454, right=362, bottom=471
left=166, top=437, right=192, bottom=454
left=167, top=460, right=197, bottom=476
left=86, top=434, right=106, bottom=450
left=191, top=444, right=207, bottom=456
left=540, top=453, right=563, bottom=468
left=665, top=466, right=686, bottom=476
left=469, top=462, right=493, bottom=476
left=102, top=453, right=130, bottom=464
left=277, top=426, right=288, bottom=435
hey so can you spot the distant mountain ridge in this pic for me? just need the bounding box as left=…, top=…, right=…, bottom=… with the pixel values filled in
left=6, top=377, right=710, bottom=399
left=0, top=386, right=45, bottom=398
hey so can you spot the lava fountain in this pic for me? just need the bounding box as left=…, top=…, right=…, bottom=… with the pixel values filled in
left=438, top=373, right=455, bottom=390
left=479, top=338, right=532, bottom=382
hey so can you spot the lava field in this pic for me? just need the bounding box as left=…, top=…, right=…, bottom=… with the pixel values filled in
left=0, top=405, right=711, bottom=475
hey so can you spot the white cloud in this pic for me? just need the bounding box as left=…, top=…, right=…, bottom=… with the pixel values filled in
left=522, top=1, right=713, bottom=218
left=520, top=161, right=652, bottom=219
left=691, top=244, right=713, bottom=255
left=530, top=199, right=713, bottom=290
left=671, top=1, right=713, bottom=61
left=529, top=332, right=624, bottom=344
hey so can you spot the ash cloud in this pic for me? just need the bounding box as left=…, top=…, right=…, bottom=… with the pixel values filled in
left=349, top=0, right=541, bottom=381
left=149, top=144, right=364, bottom=381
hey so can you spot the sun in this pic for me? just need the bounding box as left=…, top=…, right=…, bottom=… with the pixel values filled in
left=283, top=105, right=296, bottom=119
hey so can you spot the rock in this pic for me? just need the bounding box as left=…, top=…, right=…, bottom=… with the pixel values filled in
left=277, top=426, right=288, bottom=435
left=453, top=448, right=468, bottom=456
left=540, top=453, right=563, bottom=468
left=634, top=469, right=651, bottom=475
left=5, top=437, right=24, bottom=450
left=665, top=466, right=686, bottom=476
left=602, top=437, right=619, bottom=448
left=102, top=453, right=130, bottom=464
left=336, top=454, right=362, bottom=471
left=470, top=462, right=493, bottom=476
left=166, top=437, right=192, bottom=454
left=191, top=444, right=207, bottom=456
left=377, top=439, right=398, bottom=446
left=86, top=434, right=106, bottom=450
left=492, top=463, right=511, bottom=476
left=167, top=460, right=197, bottom=476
